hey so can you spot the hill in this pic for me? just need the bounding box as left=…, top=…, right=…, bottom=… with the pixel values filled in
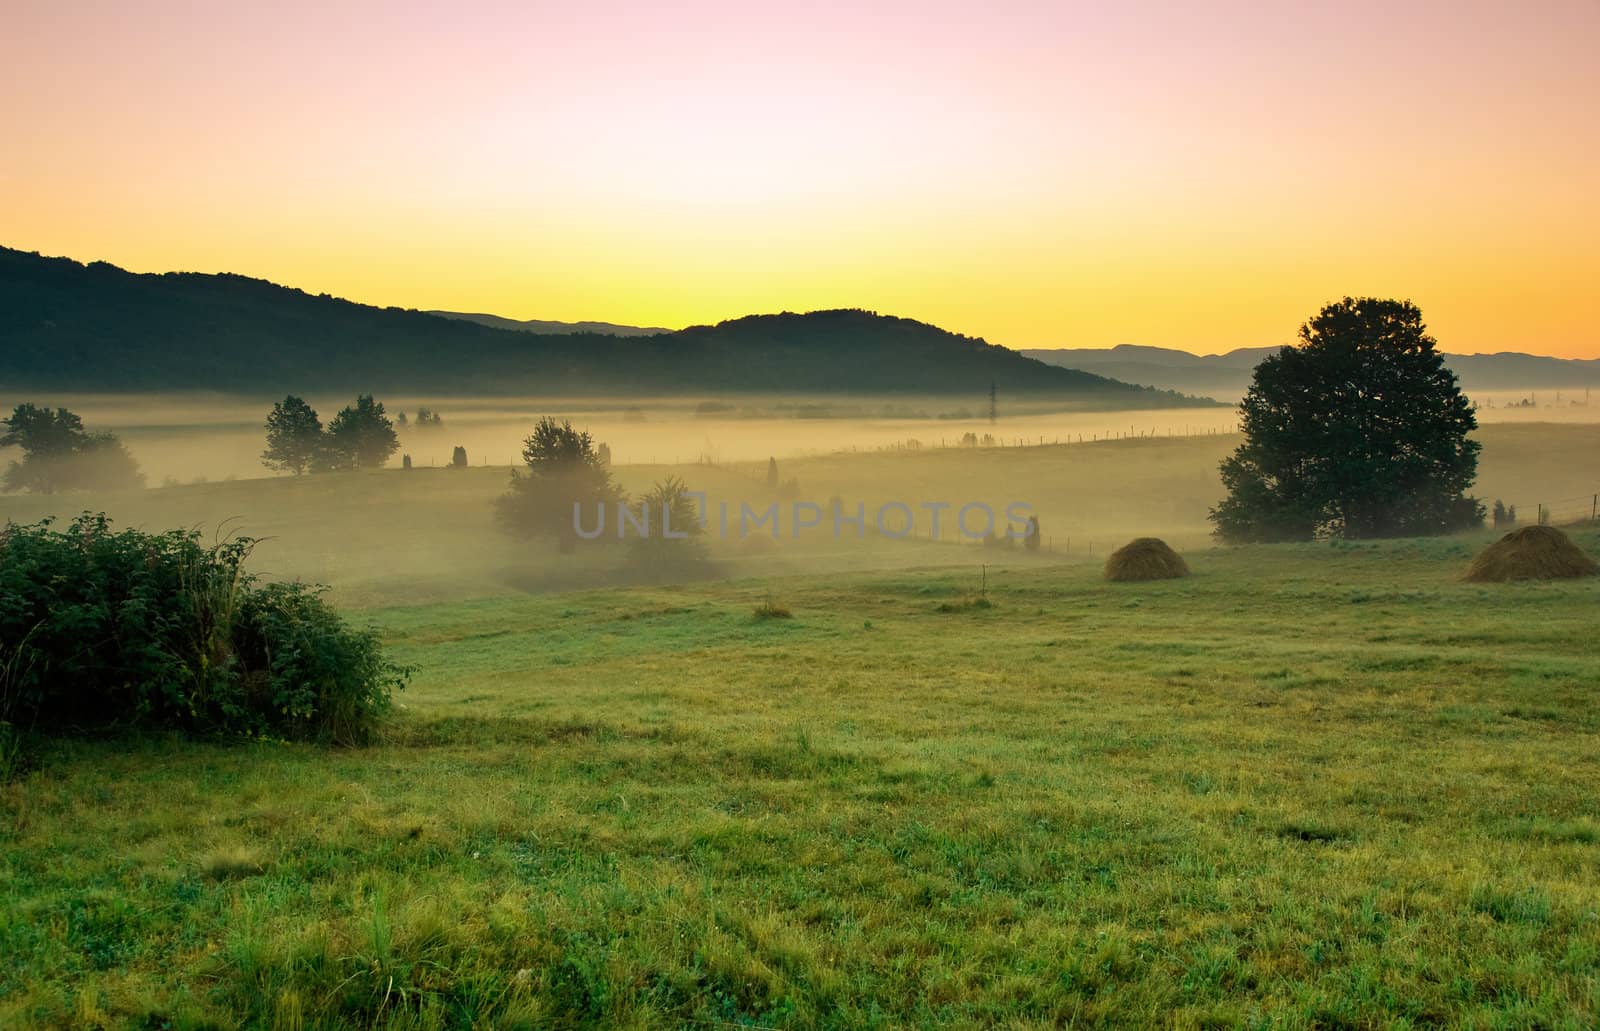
left=0, top=247, right=1207, bottom=404
left=1025, top=343, right=1600, bottom=400
left=427, top=310, right=671, bottom=336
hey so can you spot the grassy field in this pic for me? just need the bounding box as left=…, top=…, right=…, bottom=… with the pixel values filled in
left=4, top=525, right=1599, bottom=1027
left=1, top=422, right=1595, bottom=607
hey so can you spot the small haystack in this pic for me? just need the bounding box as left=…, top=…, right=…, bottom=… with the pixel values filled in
left=1463, top=525, right=1600, bottom=582
left=1104, top=537, right=1190, bottom=582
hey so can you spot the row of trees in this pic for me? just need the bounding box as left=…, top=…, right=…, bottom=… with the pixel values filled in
left=262, top=395, right=401, bottom=474
left=0, top=404, right=144, bottom=494
left=397, top=407, right=444, bottom=429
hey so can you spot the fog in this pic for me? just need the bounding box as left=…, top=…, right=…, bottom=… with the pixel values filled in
left=15, top=391, right=1584, bottom=488
left=7, top=394, right=1241, bottom=485
left=1, top=393, right=1596, bottom=607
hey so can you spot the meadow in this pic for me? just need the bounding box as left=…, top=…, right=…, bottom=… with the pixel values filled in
left=1, top=423, right=1598, bottom=1028
left=0, top=422, right=1594, bottom=606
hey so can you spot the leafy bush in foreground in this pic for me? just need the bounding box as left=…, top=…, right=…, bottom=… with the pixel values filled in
left=0, top=514, right=406, bottom=743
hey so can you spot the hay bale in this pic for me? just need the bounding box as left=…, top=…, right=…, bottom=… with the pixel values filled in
left=1104, top=537, right=1190, bottom=582
left=1463, top=525, right=1600, bottom=582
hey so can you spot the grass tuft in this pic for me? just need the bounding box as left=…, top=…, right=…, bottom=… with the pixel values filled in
left=199, top=846, right=268, bottom=881
left=753, top=594, right=792, bottom=620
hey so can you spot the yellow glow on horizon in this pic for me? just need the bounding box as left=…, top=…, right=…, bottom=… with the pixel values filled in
left=3, top=1, right=1596, bottom=358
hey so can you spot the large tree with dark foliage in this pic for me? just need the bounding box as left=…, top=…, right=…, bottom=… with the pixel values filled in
left=0, top=403, right=144, bottom=494
left=322, top=395, right=400, bottom=470
left=261, top=395, right=324, bottom=475
left=1210, top=298, right=1483, bottom=542
left=496, top=418, right=623, bottom=551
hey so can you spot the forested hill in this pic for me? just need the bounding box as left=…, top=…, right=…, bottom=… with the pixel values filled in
left=0, top=247, right=1207, bottom=403
left=1025, top=343, right=1600, bottom=400
left=427, top=311, right=671, bottom=336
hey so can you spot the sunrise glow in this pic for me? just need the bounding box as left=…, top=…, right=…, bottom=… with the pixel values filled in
left=4, top=0, right=1597, bottom=355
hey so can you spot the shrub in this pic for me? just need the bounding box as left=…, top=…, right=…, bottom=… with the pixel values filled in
left=623, top=476, right=711, bottom=581
left=0, top=514, right=406, bottom=743
left=753, top=595, right=792, bottom=619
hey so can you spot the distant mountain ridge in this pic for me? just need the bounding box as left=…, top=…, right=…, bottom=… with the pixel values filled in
left=0, top=247, right=1211, bottom=405
left=428, top=311, right=671, bottom=337
left=1024, top=343, right=1600, bottom=399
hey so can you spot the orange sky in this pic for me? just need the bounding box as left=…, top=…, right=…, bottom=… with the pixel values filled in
left=3, top=1, right=1597, bottom=357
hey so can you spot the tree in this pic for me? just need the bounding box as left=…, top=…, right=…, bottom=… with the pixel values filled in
left=1210, top=298, right=1483, bottom=542
left=322, top=395, right=399, bottom=470
left=624, top=475, right=709, bottom=579
left=766, top=456, right=779, bottom=487
left=1, top=404, right=144, bottom=493
left=451, top=446, right=468, bottom=468
left=261, top=395, right=324, bottom=475
left=1, top=404, right=85, bottom=457
left=495, top=417, right=623, bottom=551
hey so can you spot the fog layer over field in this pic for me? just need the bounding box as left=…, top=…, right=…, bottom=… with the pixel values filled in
left=1, top=394, right=1595, bottom=607
left=0, top=395, right=1244, bottom=485
left=3, top=393, right=1590, bottom=488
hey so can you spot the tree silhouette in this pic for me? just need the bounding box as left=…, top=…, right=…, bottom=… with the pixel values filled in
left=766, top=456, right=779, bottom=487
left=1, top=403, right=143, bottom=493
left=1210, top=298, right=1482, bottom=541
left=261, top=395, right=324, bottom=475
left=323, top=395, right=400, bottom=470
left=625, top=475, right=709, bottom=578
left=495, top=417, right=623, bottom=551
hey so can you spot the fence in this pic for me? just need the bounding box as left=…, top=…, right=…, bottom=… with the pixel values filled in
left=1491, top=494, right=1600, bottom=529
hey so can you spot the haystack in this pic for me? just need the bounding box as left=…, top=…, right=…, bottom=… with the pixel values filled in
left=1104, top=537, right=1190, bottom=582
left=1463, top=525, right=1600, bottom=582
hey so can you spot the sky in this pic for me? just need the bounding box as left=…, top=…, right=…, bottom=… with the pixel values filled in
left=3, top=0, right=1597, bottom=357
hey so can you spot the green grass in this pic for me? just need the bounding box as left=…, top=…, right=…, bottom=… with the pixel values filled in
left=3, top=420, right=1596, bottom=608
left=4, top=530, right=1600, bottom=1027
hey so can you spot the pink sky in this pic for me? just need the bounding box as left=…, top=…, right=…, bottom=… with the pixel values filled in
left=4, top=0, right=1598, bottom=355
